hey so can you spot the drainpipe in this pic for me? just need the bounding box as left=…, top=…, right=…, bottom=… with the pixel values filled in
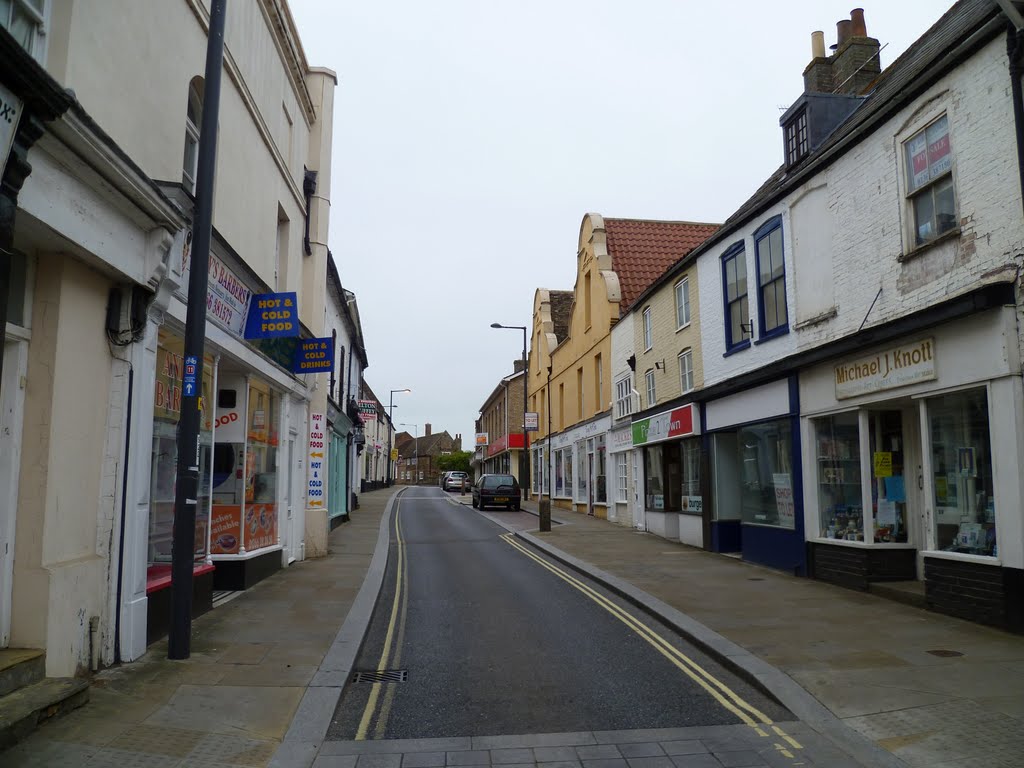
left=995, top=1, right=1024, bottom=216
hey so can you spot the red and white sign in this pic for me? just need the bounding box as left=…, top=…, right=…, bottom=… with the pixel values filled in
left=214, top=406, right=245, bottom=442
left=308, top=412, right=328, bottom=510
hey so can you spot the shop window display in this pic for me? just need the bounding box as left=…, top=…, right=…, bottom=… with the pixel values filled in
left=816, top=412, right=863, bottom=540
left=576, top=444, right=588, bottom=502
left=644, top=445, right=665, bottom=510
left=869, top=411, right=908, bottom=543
left=929, top=388, right=995, bottom=556
left=554, top=449, right=564, bottom=496
left=738, top=419, right=794, bottom=528
left=244, top=381, right=280, bottom=551
left=148, top=330, right=214, bottom=575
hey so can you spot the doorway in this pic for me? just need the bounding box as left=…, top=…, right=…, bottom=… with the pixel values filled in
left=0, top=339, right=27, bottom=647
left=868, top=407, right=924, bottom=577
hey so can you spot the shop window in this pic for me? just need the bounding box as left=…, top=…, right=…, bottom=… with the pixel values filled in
left=563, top=448, right=572, bottom=497
left=737, top=419, right=794, bottom=528
left=244, top=381, right=280, bottom=551
left=643, top=306, right=652, bottom=350
left=869, top=411, right=908, bottom=543
left=182, top=78, right=204, bottom=194
left=904, top=114, right=956, bottom=247
left=576, top=443, right=587, bottom=502
left=643, top=442, right=683, bottom=512
left=815, top=412, right=863, bottom=540
left=148, top=330, right=214, bottom=572
left=678, top=349, right=694, bottom=394
left=615, top=453, right=628, bottom=502
left=644, top=444, right=665, bottom=510
left=645, top=369, right=656, bottom=408
left=594, top=436, right=607, bottom=504
left=929, top=388, right=995, bottom=556
left=681, top=438, right=701, bottom=501
left=615, top=375, right=633, bottom=419
left=721, top=243, right=750, bottom=352
left=754, top=217, right=788, bottom=337
left=675, top=276, right=691, bottom=329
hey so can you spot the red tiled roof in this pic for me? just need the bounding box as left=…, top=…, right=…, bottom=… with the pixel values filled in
left=604, top=218, right=719, bottom=311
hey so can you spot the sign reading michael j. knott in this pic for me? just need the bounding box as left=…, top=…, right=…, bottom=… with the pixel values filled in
left=835, top=338, right=935, bottom=399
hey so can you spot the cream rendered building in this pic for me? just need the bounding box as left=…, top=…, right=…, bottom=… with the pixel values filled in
left=1, top=0, right=336, bottom=675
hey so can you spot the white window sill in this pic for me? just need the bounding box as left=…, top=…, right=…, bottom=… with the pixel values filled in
left=921, top=549, right=1001, bottom=566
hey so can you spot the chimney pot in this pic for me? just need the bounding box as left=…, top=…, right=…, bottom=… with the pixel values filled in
left=811, top=30, right=826, bottom=59
left=836, top=19, right=852, bottom=48
left=850, top=8, right=867, bottom=37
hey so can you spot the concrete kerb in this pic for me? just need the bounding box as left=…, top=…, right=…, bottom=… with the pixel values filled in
left=513, top=530, right=909, bottom=768
left=269, top=488, right=402, bottom=768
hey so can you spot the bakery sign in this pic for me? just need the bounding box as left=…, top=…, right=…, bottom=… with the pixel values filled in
left=835, top=338, right=935, bottom=399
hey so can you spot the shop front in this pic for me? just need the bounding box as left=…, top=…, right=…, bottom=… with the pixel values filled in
left=631, top=404, right=701, bottom=545
left=327, top=402, right=352, bottom=530
left=549, top=415, right=611, bottom=517
left=530, top=441, right=548, bottom=498
left=801, top=310, right=1024, bottom=630
left=705, top=377, right=804, bottom=573
left=484, top=432, right=522, bottom=477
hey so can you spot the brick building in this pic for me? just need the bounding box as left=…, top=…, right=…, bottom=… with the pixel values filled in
left=395, top=424, right=462, bottom=485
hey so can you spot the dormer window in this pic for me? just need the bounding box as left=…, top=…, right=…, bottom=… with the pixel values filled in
left=785, top=108, right=809, bottom=166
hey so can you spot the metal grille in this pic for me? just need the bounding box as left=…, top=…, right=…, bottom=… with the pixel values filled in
left=352, top=669, right=408, bottom=683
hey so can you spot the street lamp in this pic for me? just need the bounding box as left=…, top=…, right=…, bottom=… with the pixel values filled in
left=399, top=423, right=419, bottom=485
left=387, top=388, right=410, bottom=486
left=490, top=322, right=529, bottom=501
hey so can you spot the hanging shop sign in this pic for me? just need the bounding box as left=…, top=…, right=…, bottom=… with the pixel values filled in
left=475, top=432, right=489, bottom=446
left=834, top=338, right=935, bottom=399
left=244, top=292, right=298, bottom=339
left=632, top=403, right=699, bottom=446
left=356, top=400, right=378, bottom=423
left=181, top=236, right=254, bottom=337
left=0, top=84, right=23, bottom=181
left=525, top=412, right=539, bottom=431
left=308, top=412, right=327, bottom=510
left=290, top=337, right=334, bottom=374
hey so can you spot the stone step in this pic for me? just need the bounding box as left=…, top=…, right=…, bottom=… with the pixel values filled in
left=0, top=677, right=90, bottom=751
left=0, top=649, right=45, bottom=698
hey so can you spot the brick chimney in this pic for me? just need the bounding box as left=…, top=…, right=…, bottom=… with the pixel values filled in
left=424, top=423, right=432, bottom=436
left=513, top=359, right=525, bottom=374
left=802, top=9, right=880, bottom=96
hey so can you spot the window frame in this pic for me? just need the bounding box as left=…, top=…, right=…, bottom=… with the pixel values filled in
left=1, top=0, right=47, bottom=61
left=615, top=452, right=628, bottom=503
left=674, top=276, right=691, bottom=330
left=784, top=108, right=808, bottom=167
left=642, top=306, right=653, bottom=351
left=645, top=369, right=656, bottom=408
left=720, top=242, right=750, bottom=354
left=902, top=113, right=957, bottom=249
left=614, top=374, right=633, bottom=420
left=753, top=216, right=789, bottom=341
left=678, top=349, right=694, bottom=394
left=183, top=83, right=203, bottom=195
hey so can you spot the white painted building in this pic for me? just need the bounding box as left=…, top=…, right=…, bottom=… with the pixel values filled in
left=0, top=0, right=338, bottom=674
left=685, top=0, right=1024, bottom=629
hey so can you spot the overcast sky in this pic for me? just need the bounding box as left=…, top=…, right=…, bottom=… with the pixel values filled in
left=289, top=0, right=954, bottom=450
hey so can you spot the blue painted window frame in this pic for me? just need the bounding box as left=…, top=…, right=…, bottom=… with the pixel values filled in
left=753, top=216, right=789, bottom=342
left=720, top=241, right=750, bottom=354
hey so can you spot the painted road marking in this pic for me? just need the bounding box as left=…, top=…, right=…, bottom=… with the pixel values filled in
left=500, top=533, right=803, bottom=755
left=355, top=497, right=408, bottom=740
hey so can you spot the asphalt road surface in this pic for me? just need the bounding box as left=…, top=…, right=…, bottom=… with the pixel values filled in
left=327, top=486, right=792, bottom=741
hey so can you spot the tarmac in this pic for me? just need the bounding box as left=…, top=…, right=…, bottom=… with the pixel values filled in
left=2, top=485, right=1023, bottom=768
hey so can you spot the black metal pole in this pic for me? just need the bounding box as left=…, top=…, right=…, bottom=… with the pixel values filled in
left=169, top=0, right=227, bottom=661
left=386, top=392, right=393, bottom=486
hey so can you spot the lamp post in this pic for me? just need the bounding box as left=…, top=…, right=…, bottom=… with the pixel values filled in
left=387, top=388, right=410, bottom=487
left=399, top=423, right=419, bottom=485
left=490, top=323, right=529, bottom=501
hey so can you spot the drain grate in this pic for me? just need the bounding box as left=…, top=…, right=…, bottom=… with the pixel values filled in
left=352, top=669, right=408, bottom=684
left=926, top=649, right=963, bottom=657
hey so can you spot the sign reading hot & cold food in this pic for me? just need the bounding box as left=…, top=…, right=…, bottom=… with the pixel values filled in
left=244, top=292, right=299, bottom=339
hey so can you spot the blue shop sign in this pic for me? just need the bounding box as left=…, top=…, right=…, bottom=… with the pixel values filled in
left=244, top=292, right=298, bottom=339
left=291, top=337, right=334, bottom=374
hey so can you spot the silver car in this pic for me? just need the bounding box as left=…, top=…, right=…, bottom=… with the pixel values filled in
left=443, top=471, right=468, bottom=491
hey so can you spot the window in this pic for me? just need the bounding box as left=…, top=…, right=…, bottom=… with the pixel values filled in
left=182, top=79, right=203, bottom=194
left=558, top=383, right=564, bottom=430
left=678, top=349, right=694, bottom=394
left=815, top=412, right=863, bottom=540
left=904, top=115, right=956, bottom=247
left=737, top=419, right=794, bottom=528
left=615, top=375, right=633, bottom=419
left=577, top=366, right=584, bottom=419
left=584, top=271, right=592, bottom=329
left=616, top=453, right=628, bottom=502
left=1, top=0, right=44, bottom=58
left=929, top=388, right=994, bottom=556
left=722, top=244, right=749, bottom=351
left=643, top=306, right=652, bottom=351
left=785, top=109, right=808, bottom=166
left=754, top=217, right=788, bottom=337
left=594, top=354, right=603, bottom=412
left=675, top=277, right=691, bottom=329
left=645, top=369, right=656, bottom=408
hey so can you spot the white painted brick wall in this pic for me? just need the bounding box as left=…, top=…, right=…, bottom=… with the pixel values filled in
left=700, top=37, right=1024, bottom=385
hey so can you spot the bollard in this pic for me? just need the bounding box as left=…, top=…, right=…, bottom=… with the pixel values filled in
left=539, top=499, right=551, bottom=532
left=460, top=479, right=466, bottom=496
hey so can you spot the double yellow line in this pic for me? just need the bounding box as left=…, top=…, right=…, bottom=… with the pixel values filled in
left=500, top=533, right=803, bottom=758
left=355, top=500, right=410, bottom=740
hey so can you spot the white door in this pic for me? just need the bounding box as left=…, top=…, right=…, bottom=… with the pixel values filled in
left=0, top=340, right=28, bottom=647
left=632, top=450, right=645, bottom=531
left=285, top=432, right=297, bottom=563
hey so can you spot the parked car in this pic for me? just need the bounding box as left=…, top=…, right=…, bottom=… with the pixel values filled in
left=443, top=471, right=468, bottom=491
left=438, top=471, right=452, bottom=488
left=471, top=473, right=520, bottom=510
